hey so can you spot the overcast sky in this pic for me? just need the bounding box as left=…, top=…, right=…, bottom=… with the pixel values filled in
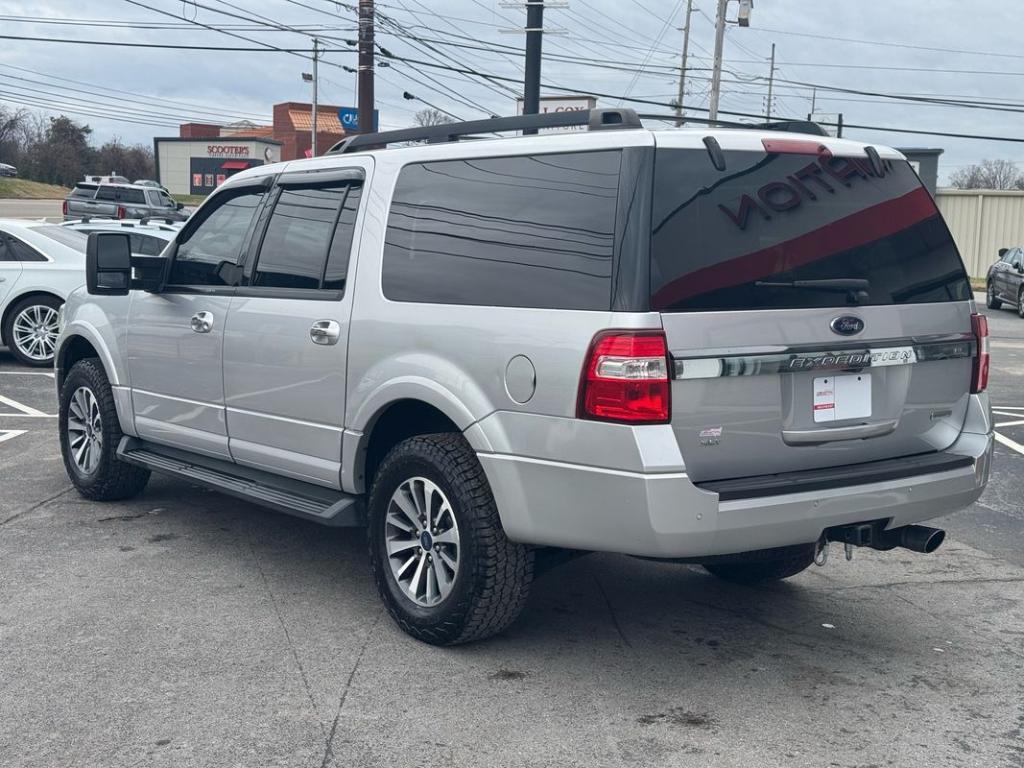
left=0, top=0, right=1021, bottom=181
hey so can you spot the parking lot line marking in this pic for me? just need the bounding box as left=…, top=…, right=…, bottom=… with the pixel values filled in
left=0, top=394, right=49, bottom=417
left=996, top=419, right=1024, bottom=428
left=994, top=405, right=1024, bottom=410
left=0, top=371, right=54, bottom=378
left=0, top=429, right=27, bottom=444
left=993, top=411, right=1023, bottom=419
left=994, top=431, right=1024, bottom=456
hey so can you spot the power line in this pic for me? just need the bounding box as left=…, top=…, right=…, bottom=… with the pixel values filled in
left=0, top=33, right=345, bottom=51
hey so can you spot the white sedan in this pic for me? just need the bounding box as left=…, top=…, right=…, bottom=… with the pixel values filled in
left=0, top=220, right=88, bottom=366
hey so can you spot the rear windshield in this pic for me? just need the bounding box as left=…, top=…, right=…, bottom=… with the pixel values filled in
left=33, top=226, right=88, bottom=251
left=651, top=148, right=970, bottom=311
left=71, top=184, right=97, bottom=198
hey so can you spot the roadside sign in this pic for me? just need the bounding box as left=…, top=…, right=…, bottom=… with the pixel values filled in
left=338, top=107, right=379, bottom=132
left=515, top=95, right=597, bottom=132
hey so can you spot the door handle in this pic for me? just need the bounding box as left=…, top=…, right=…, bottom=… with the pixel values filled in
left=782, top=419, right=898, bottom=446
left=190, top=311, right=214, bottom=334
left=0, top=276, right=6, bottom=283
left=310, top=320, right=341, bottom=346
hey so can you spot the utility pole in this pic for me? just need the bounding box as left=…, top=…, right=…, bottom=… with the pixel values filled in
left=765, top=42, right=775, bottom=121
left=522, top=0, right=544, bottom=134
left=674, top=0, right=694, bottom=126
left=707, top=0, right=728, bottom=124
left=311, top=37, right=319, bottom=155
left=357, top=0, right=375, bottom=134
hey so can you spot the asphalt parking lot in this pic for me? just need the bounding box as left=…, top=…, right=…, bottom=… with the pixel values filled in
left=1, top=303, right=1023, bottom=768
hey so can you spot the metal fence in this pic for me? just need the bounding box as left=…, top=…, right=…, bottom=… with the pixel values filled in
left=935, top=189, right=1024, bottom=278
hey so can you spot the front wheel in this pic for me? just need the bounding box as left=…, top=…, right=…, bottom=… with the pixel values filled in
left=367, top=433, right=534, bottom=645
left=702, top=545, right=816, bottom=584
left=986, top=282, right=1002, bottom=310
left=59, top=359, right=150, bottom=501
left=4, top=295, right=61, bottom=366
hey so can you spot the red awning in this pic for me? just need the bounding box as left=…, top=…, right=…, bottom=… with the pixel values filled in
left=220, top=160, right=251, bottom=170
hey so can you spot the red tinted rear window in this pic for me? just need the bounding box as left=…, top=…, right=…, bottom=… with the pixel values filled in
left=651, top=149, right=970, bottom=311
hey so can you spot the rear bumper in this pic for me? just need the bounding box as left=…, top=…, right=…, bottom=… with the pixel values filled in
left=476, top=397, right=993, bottom=559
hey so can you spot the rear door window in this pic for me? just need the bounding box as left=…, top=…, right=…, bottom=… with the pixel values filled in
left=251, top=183, right=361, bottom=291
left=382, top=151, right=621, bottom=310
left=651, top=148, right=970, bottom=311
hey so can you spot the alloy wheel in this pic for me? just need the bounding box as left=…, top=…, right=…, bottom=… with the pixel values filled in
left=11, top=304, right=59, bottom=362
left=385, top=476, right=461, bottom=607
left=66, top=386, right=103, bottom=475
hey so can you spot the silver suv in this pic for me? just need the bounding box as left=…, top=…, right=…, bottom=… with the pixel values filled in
left=54, top=109, right=993, bottom=645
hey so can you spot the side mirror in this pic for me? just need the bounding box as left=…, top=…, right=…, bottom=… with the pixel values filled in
left=86, top=232, right=131, bottom=295
left=999, top=248, right=1009, bottom=259
left=176, top=202, right=184, bottom=211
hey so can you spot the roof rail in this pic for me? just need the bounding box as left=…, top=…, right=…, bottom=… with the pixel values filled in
left=327, top=107, right=643, bottom=154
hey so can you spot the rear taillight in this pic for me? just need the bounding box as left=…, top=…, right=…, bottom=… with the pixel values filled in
left=116, top=205, right=127, bottom=219
left=971, top=313, right=989, bottom=394
left=61, top=199, right=68, bottom=216
left=578, top=331, right=671, bottom=424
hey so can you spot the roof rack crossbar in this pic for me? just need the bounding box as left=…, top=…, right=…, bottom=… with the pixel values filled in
left=327, top=107, right=642, bottom=154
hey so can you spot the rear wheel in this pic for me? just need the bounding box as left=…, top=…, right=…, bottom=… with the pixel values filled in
left=368, top=433, right=534, bottom=645
left=59, top=359, right=150, bottom=501
left=702, top=545, right=816, bottom=584
left=1018, top=287, right=1024, bottom=319
left=986, top=282, right=1002, bottom=310
left=4, top=295, right=61, bottom=366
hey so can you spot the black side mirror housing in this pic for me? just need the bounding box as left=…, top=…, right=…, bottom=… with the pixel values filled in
left=176, top=202, right=184, bottom=210
left=86, top=232, right=131, bottom=295
left=86, top=232, right=168, bottom=295
left=999, top=248, right=1009, bottom=259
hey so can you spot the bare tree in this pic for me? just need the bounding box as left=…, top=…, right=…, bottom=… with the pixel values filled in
left=949, top=159, right=1024, bottom=190
left=414, top=108, right=454, bottom=127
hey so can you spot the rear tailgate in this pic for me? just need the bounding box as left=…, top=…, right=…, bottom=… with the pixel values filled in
left=651, top=133, right=976, bottom=483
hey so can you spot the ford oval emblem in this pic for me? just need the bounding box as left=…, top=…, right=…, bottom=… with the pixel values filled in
left=830, top=315, right=864, bottom=336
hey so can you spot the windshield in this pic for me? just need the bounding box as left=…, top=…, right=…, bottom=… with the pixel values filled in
left=33, top=226, right=88, bottom=252
left=650, top=149, right=971, bottom=311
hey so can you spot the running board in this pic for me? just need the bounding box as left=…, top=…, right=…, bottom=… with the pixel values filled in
left=117, top=438, right=364, bottom=526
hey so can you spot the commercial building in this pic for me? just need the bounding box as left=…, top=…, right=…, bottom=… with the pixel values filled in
left=153, top=101, right=351, bottom=196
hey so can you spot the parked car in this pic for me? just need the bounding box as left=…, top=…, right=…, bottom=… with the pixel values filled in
left=132, top=179, right=168, bottom=192
left=84, top=174, right=130, bottom=185
left=0, top=162, right=17, bottom=177
left=0, top=220, right=87, bottom=366
left=61, top=218, right=179, bottom=256
left=63, top=182, right=187, bottom=223
left=986, top=246, right=1024, bottom=317
left=55, top=109, right=993, bottom=645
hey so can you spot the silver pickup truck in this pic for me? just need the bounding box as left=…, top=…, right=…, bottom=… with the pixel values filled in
left=63, top=182, right=186, bottom=222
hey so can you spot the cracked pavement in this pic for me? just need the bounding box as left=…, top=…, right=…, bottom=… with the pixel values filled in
left=0, top=299, right=1022, bottom=768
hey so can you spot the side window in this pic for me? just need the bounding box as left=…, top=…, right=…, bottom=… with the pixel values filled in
left=129, top=234, right=166, bottom=256
left=95, top=187, right=118, bottom=202
left=382, top=151, right=621, bottom=310
left=1012, top=249, right=1023, bottom=268
left=251, top=183, right=361, bottom=291
left=170, top=187, right=266, bottom=287
left=0, top=238, right=11, bottom=261
left=8, top=237, right=46, bottom=262
left=324, top=185, right=361, bottom=290
left=120, top=189, right=147, bottom=205
left=145, top=191, right=161, bottom=207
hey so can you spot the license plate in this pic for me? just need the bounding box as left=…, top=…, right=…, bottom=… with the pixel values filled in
left=813, top=373, right=871, bottom=423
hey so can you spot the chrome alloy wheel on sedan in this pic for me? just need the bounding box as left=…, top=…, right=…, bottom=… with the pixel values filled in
left=66, top=386, right=103, bottom=475
left=11, top=304, right=60, bottom=362
left=385, top=476, right=461, bottom=607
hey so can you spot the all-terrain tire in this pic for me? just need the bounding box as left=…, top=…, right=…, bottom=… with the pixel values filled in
left=58, top=358, right=150, bottom=501
left=367, top=433, right=534, bottom=645
left=702, top=544, right=816, bottom=584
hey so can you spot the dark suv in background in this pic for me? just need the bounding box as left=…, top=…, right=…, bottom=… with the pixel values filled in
left=63, top=182, right=186, bottom=222
left=986, top=246, right=1024, bottom=318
